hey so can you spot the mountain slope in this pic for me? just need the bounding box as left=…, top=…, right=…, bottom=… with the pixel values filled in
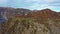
left=26, top=8, right=60, bottom=19
left=0, top=7, right=60, bottom=34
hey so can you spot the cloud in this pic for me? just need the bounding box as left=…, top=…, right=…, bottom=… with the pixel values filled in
left=0, top=0, right=8, bottom=3
left=24, top=0, right=60, bottom=10
left=0, top=0, right=8, bottom=7
left=0, top=0, right=60, bottom=11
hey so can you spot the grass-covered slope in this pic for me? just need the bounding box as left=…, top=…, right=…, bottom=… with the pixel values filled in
left=0, top=16, right=60, bottom=34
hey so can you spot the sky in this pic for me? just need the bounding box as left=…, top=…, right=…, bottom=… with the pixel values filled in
left=0, top=0, right=60, bottom=12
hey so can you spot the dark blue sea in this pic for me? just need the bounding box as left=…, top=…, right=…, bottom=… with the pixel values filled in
left=0, top=18, right=5, bottom=23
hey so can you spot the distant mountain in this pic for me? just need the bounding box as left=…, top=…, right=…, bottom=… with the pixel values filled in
left=26, top=8, right=60, bottom=19
left=0, top=7, right=32, bottom=19
left=0, top=7, right=60, bottom=19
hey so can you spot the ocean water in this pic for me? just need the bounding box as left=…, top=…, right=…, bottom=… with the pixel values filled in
left=0, top=18, right=5, bottom=23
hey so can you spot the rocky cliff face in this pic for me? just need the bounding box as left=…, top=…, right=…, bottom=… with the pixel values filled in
left=0, top=7, right=60, bottom=34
